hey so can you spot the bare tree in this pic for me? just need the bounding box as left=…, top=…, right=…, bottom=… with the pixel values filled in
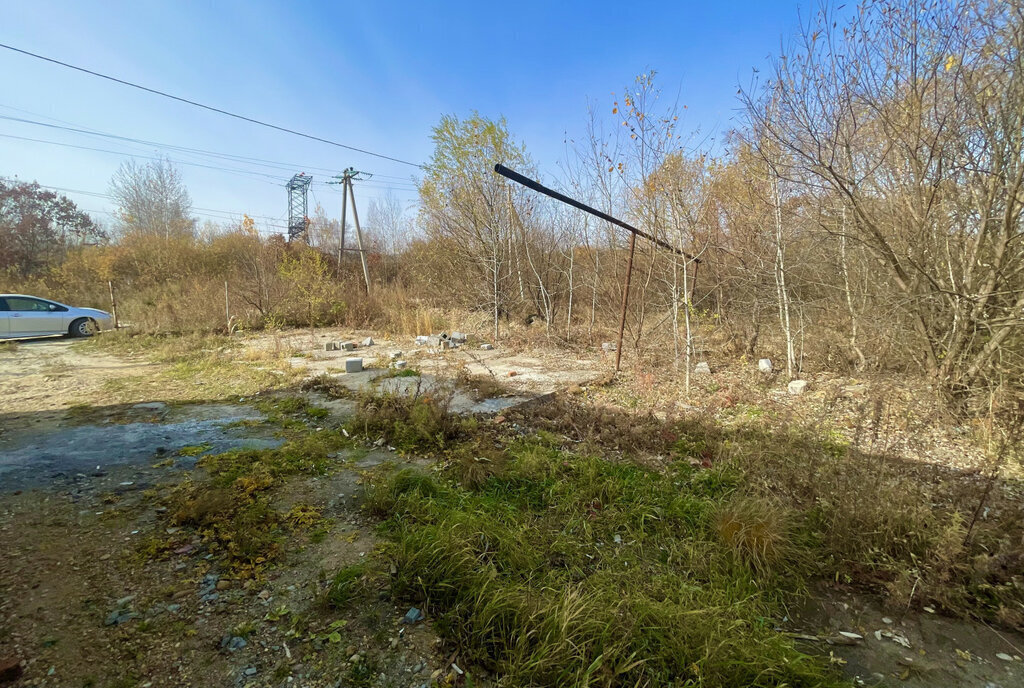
left=110, top=158, right=194, bottom=239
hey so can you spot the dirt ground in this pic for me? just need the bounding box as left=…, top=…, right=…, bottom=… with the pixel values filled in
left=1, top=331, right=1023, bottom=688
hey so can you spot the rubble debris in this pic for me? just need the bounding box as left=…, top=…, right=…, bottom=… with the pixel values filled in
left=787, top=379, right=809, bottom=395
left=601, top=342, right=617, bottom=352
left=451, top=332, right=467, bottom=343
left=694, top=362, right=712, bottom=375
left=341, top=342, right=356, bottom=351
left=395, top=360, right=408, bottom=369
left=402, top=607, right=424, bottom=624
left=480, top=344, right=494, bottom=351
left=362, top=337, right=375, bottom=347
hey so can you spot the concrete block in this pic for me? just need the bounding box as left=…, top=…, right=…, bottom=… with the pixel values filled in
left=325, top=342, right=338, bottom=351
left=601, top=342, right=617, bottom=352
left=415, top=335, right=429, bottom=345
left=451, top=331, right=467, bottom=343
left=341, top=342, right=356, bottom=351
left=694, top=362, right=712, bottom=375
left=480, top=343, right=494, bottom=351
left=758, top=358, right=773, bottom=373
left=362, top=337, right=374, bottom=347
left=345, top=358, right=363, bottom=374
left=788, top=379, right=809, bottom=395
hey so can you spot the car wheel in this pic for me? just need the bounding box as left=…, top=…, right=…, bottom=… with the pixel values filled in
left=69, top=318, right=97, bottom=337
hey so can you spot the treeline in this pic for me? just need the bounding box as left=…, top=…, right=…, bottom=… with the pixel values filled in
left=2, top=0, right=1020, bottom=408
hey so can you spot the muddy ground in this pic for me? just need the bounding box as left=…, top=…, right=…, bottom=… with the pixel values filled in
left=1, top=332, right=1023, bottom=688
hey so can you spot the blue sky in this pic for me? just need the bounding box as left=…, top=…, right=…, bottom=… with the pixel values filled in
left=1, top=1, right=807, bottom=236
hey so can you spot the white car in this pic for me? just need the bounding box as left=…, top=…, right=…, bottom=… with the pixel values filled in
left=0, top=294, right=114, bottom=339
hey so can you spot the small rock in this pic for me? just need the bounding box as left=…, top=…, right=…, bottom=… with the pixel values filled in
left=362, top=337, right=375, bottom=347
left=402, top=607, right=424, bottom=624
left=227, top=636, right=247, bottom=651
left=787, top=379, right=809, bottom=395
left=166, top=604, right=181, bottom=613
left=395, top=360, right=408, bottom=369
left=349, top=653, right=362, bottom=664
left=244, top=667, right=258, bottom=676
left=390, top=351, right=403, bottom=360
left=694, top=362, right=712, bottom=375
left=881, top=617, right=893, bottom=624
left=601, top=342, right=617, bottom=352
left=758, top=358, right=773, bottom=373
left=216, top=579, right=231, bottom=590
left=480, top=344, right=494, bottom=351
left=996, top=652, right=1014, bottom=662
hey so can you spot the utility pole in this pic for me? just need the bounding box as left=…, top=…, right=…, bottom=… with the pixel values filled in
left=328, top=167, right=372, bottom=294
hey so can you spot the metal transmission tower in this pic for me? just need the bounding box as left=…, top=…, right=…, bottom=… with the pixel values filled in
left=285, top=173, right=312, bottom=240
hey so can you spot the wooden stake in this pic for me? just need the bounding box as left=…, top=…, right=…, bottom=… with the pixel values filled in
left=107, top=280, right=119, bottom=329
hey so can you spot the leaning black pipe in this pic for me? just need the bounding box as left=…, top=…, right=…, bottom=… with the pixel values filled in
left=493, top=163, right=699, bottom=263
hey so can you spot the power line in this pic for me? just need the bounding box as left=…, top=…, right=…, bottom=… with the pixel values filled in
left=0, top=132, right=420, bottom=195
left=0, top=176, right=289, bottom=226
left=0, top=42, right=424, bottom=169
left=0, top=113, right=417, bottom=187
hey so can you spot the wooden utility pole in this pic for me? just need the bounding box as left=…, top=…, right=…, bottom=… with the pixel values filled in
left=330, top=168, right=371, bottom=294
left=346, top=175, right=372, bottom=295
left=338, top=177, right=348, bottom=271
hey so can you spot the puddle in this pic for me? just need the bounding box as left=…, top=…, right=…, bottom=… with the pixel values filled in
left=0, top=404, right=281, bottom=491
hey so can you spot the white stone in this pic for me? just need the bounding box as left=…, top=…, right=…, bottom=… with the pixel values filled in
left=787, top=379, right=809, bottom=395
left=345, top=358, right=363, bottom=374
left=415, top=335, right=429, bottom=345
left=389, top=351, right=402, bottom=360
left=394, top=360, right=407, bottom=369
left=451, top=331, right=467, bottom=343
left=480, top=343, right=494, bottom=351
left=694, top=362, right=712, bottom=375
left=362, top=337, right=374, bottom=347
left=758, top=358, right=773, bottom=373
left=601, top=342, right=617, bottom=352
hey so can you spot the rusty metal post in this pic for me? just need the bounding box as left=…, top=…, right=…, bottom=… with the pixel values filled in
left=614, top=232, right=637, bottom=372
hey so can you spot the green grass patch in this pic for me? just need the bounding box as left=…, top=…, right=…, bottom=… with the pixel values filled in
left=366, top=441, right=839, bottom=687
